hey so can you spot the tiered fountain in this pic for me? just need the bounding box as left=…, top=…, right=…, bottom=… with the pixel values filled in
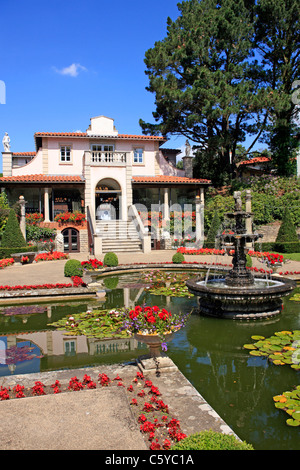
left=186, top=191, right=296, bottom=320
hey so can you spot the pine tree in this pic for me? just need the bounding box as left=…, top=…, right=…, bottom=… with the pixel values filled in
left=139, top=0, right=268, bottom=185
left=275, top=208, right=300, bottom=253
left=1, top=209, right=26, bottom=248
left=255, top=0, right=300, bottom=176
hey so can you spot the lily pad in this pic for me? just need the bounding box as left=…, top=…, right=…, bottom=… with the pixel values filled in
left=286, top=419, right=300, bottom=427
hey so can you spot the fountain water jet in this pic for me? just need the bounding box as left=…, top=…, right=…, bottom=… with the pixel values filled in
left=186, top=191, right=296, bottom=320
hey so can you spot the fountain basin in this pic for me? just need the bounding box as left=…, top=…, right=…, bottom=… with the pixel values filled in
left=186, top=275, right=296, bottom=320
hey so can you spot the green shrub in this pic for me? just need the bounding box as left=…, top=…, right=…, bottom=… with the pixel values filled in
left=1, top=209, right=26, bottom=247
left=26, top=224, right=56, bottom=242
left=172, top=252, right=185, bottom=264
left=204, top=210, right=221, bottom=248
left=103, top=252, right=119, bottom=267
left=0, top=245, right=38, bottom=259
left=103, top=276, right=119, bottom=289
left=253, top=242, right=277, bottom=252
left=64, top=259, right=83, bottom=277
left=171, top=430, right=254, bottom=450
left=274, top=208, right=300, bottom=253
left=246, top=254, right=252, bottom=268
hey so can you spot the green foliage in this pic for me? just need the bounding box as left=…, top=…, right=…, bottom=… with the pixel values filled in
left=140, top=0, right=266, bottom=183
left=1, top=209, right=26, bottom=248
left=48, top=308, right=130, bottom=340
left=171, top=430, right=254, bottom=450
left=26, top=224, right=57, bottom=242
left=172, top=252, right=185, bottom=264
left=103, top=276, right=119, bottom=289
left=0, top=245, right=37, bottom=259
left=243, top=330, right=300, bottom=370
left=103, top=252, right=119, bottom=267
left=203, top=211, right=221, bottom=248
left=275, top=208, right=300, bottom=253
left=255, top=0, right=300, bottom=176
left=0, top=191, right=10, bottom=235
left=64, top=259, right=83, bottom=278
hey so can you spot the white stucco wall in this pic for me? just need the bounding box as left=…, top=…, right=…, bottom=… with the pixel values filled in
left=12, top=149, right=43, bottom=175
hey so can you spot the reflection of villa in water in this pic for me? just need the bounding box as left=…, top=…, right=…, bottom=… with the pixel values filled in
left=0, top=293, right=144, bottom=376
left=0, top=330, right=140, bottom=376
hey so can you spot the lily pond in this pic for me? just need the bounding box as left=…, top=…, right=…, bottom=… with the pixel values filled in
left=0, top=268, right=299, bottom=450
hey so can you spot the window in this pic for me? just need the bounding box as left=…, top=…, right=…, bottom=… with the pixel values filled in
left=60, top=146, right=71, bottom=162
left=134, top=148, right=144, bottom=164
left=91, top=144, right=114, bottom=152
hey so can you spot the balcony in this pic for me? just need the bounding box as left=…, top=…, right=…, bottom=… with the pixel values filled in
left=90, top=151, right=127, bottom=166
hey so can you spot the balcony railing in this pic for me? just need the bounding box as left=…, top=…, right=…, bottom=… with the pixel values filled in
left=91, top=151, right=127, bottom=165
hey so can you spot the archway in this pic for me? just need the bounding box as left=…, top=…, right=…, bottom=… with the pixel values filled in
left=95, top=178, right=122, bottom=220
left=62, top=227, right=80, bottom=252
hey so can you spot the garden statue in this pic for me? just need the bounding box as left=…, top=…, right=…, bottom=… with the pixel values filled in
left=185, top=139, right=191, bottom=157
left=2, top=132, right=10, bottom=152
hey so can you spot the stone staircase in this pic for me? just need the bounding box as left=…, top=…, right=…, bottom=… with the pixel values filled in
left=95, top=220, right=143, bottom=252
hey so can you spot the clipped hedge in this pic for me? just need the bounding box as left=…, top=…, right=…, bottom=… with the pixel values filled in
left=171, top=430, right=254, bottom=450
left=103, top=252, right=119, bottom=267
left=1, top=209, right=26, bottom=247
left=64, top=259, right=83, bottom=277
left=0, top=245, right=38, bottom=260
left=172, top=252, right=185, bottom=264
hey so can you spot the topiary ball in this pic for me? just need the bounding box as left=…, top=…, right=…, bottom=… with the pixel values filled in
left=172, top=252, right=185, bottom=264
left=103, top=252, right=119, bottom=267
left=64, top=259, right=83, bottom=277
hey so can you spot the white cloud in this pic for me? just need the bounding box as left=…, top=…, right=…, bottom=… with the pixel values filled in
left=54, top=63, right=87, bottom=77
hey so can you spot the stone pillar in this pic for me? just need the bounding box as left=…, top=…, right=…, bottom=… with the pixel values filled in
left=44, top=188, right=50, bottom=222
left=163, top=187, right=170, bottom=220
left=245, top=189, right=252, bottom=234
left=182, top=156, right=193, bottom=178
left=2, top=152, right=12, bottom=176
left=195, top=188, right=205, bottom=245
left=19, top=195, right=26, bottom=241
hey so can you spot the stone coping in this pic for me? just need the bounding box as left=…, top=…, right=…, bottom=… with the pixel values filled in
left=0, top=286, right=97, bottom=303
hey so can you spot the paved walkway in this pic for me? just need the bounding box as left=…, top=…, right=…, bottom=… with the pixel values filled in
left=1, top=249, right=299, bottom=286
left=0, top=249, right=299, bottom=451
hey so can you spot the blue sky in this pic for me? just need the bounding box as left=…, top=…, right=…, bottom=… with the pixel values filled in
left=0, top=0, right=184, bottom=167
left=0, top=0, right=265, bottom=171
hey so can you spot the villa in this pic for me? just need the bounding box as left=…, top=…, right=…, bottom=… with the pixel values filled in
left=1, top=116, right=210, bottom=255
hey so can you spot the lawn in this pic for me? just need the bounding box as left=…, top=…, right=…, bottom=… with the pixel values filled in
left=279, top=253, right=300, bottom=262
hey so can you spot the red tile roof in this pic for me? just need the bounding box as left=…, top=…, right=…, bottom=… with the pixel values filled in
left=132, top=175, right=211, bottom=184
left=239, top=156, right=271, bottom=166
left=0, top=174, right=84, bottom=183
left=12, top=152, right=36, bottom=156
left=34, top=132, right=165, bottom=141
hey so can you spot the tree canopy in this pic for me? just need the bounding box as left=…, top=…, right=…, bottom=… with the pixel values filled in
left=140, top=0, right=300, bottom=185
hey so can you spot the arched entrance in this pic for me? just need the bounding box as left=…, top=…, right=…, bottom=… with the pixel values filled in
left=95, top=178, right=121, bottom=220
left=62, top=228, right=80, bottom=252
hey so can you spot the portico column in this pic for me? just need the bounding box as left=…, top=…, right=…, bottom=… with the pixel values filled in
left=163, top=187, right=170, bottom=220
left=195, top=188, right=205, bottom=245
left=44, top=188, right=50, bottom=222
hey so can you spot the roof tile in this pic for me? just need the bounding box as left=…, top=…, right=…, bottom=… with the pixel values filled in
left=132, top=175, right=210, bottom=184
left=0, top=174, right=84, bottom=183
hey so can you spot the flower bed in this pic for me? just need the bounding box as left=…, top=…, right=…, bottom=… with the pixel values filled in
left=0, top=258, right=14, bottom=269
left=0, top=370, right=187, bottom=450
left=81, top=259, right=103, bottom=270
left=0, top=276, right=86, bottom=291
left=35, top=251, right=69, bottom=262
left=54, top=211, right=85, bottom=225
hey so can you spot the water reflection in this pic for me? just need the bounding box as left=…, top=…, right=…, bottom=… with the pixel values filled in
left=0, top=271, right=299, bottom=450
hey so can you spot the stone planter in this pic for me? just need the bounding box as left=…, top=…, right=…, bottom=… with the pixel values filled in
left=11, top=252, right=36, bottom=265
left=134, top=331, right=178, bottom=372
